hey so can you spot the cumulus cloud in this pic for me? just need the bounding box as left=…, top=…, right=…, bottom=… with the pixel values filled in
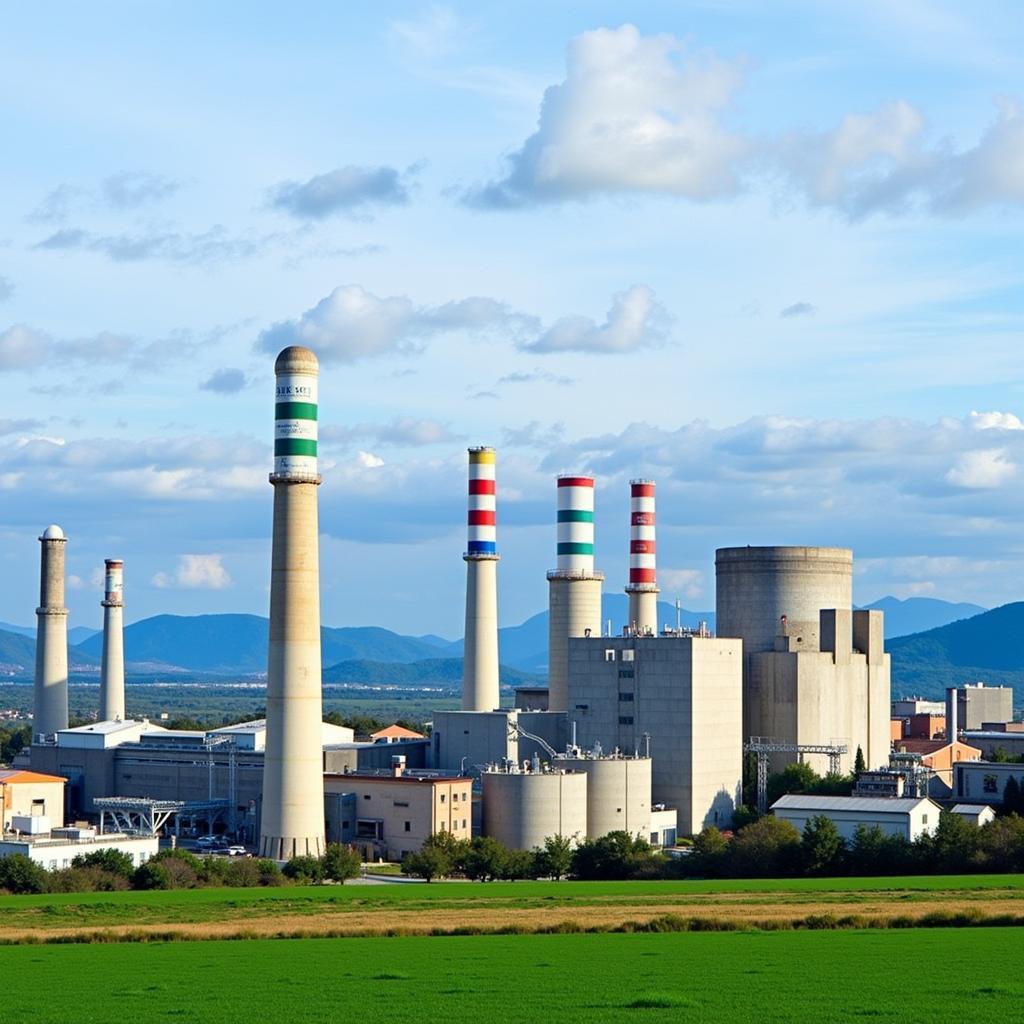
left=199, top=368, right=248, bottom=394
left=467, top=24, right=748, bottom=207
left=321, top=417, right=460, bottom=447
left=502, top=420, right=566, bottom=449
left=269, top=165, right=416, bottom=219
left=524, top=284, right=671, bottom=354
left=659, top=568, right=704, bottom=599
left=256, top=284, right=539, bottom=363
left=969, top=410, right=1024, bottom=431
left=153, top=554, right=232, bottom=590
left=780, top=302, right=816, bottom=319
left=357, top=451, right=385, bottom=468
left=945, top=448, right=1016, bottom=489
left=0, top=417, right=42, bottom=435
left=33, top=225, right=283, bottom=265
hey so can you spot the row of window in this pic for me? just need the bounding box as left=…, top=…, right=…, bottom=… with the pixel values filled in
left=604, top=649, right=636, bottom=662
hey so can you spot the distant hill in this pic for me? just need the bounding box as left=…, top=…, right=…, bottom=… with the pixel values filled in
left=861, top=597, right=987, bottom=639
left=322, top=657, right=543, bottom=688
left=0, top=627, right=36, bottom=674
left=888, top=602, right=1024, bottom=703
left=72, top=614, right=450, bottom=675
left=0, top=622, right=97, bottom=645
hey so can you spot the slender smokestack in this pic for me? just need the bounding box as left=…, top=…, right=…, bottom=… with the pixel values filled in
left=34, top=525, right=69, bottom=741
left=99, top=559, right=125, bottom=722
left=259, top=346, right=325, bottom=860
left=625, top=480, right=658, bottom=635
left=547, top=475, right=603, bottom=711
left=462, top=446, right=500, bottom=711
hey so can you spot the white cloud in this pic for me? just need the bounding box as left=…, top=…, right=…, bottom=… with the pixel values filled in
left=268, top=165, right=415, bottom=220
left=969, top=410, right=1024, bottom=431
left=388, top=5, right=463, bottom=58
left=945, top=448, right=1016, bottom=489
left=256, top=284, right=538, bottom=363
left=659, top=568, right=704, bottom=599
left=0, top=325, right=48, bottom=370
left=322, top=417, right=460, bottom=448
left=153, top=554, right=232, bottom=590
left=357, top=451, right=385, bottom=468
left=524, top=284, right=671, bottom=354
left=66, top=574, right=85, bottom=590
left=468, top=24, right=749, bottom=207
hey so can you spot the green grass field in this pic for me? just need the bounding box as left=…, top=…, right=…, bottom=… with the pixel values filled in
left=0, top=928, right=1018, bottom=1023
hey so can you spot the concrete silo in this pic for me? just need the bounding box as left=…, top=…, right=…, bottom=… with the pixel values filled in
left=34, top=525, right=69, bottom=740
left=259, top=346, right=326, bottom=860
left=552, top=753, right=652, bottom=840
left=547, top=475, right=603, bottom=711
left=481, top=767, right=587, bottom=850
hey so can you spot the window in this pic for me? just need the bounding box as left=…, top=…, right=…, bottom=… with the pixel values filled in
left=618, top=716, right=634, bottom=726
left=622, top=650, right=635, bottom=662
left=393, top=800, right=409, bottom=808
left=462, top=819, right=467, bottom=829
left=618, top=669, right=634, bottom=679
left=922, top=814, right=928, bottom=825
left=452, top=792, right=458, bottom=802
left=619, top=692, right=634, bottom=702
left=984, top=774, right=998, bottom=793
left=363, top=794, right=371, bottom=800
left=574, top=703, right=589, bottom=711
left=440, top=794, right=446, bottom=803
left=604, top=649, right=616, bottom=662
left=404, top=821, right=411, bottom=832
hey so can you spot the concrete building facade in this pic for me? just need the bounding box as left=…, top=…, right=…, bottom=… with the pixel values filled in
left=567, top=634, right=743, bottom=836
left=324, top=765, right=472, bottom=862
left=954, top=761, right=1024, bottom=806
left=946, top=684, right=1014, bottom=734
left=716, top=546, right=890, bottom=775
left=481, top=767, right=588, bottom=850
left=431, top=709, right=566, bottom=777
left=0, top=831, right=158, bottom=870
left=551, top=753, right=652, bottom=840
left=0, top=769, right=66, bottom=832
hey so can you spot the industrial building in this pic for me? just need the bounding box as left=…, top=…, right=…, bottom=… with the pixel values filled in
left=946, top=683, right=1013, bottom=735
left=771, top=794, right=941, bottom=842
left=567, top=634, right=743, bottom=835
left=892, top=738, right=982, bottom=795
left=482, top=763, right=588, bottom=850
left=431, top=708, right=566, bottom=778
left=953, top=761, right=1024, bottom=806
left=716, top=546, right=891, bottom=775
left=324, top=757, right=472, bottom=861
left=0, top=768, right=66, bottom=832
left=961, top=729, right=1024, bottom=760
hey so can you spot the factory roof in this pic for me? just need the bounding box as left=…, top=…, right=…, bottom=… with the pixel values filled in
left=772, top=795, right=936, bottom=814
left=0, top=769, right=67, bottom=784
left=208, top=719, right=266, bottom=735
left=951, top=804, right=994, bottom=815
left=962, top=731, right=1024, bottom=740
left=61, top=720, right=165, bottom=736
left=370, top=724, right=425, bottom=740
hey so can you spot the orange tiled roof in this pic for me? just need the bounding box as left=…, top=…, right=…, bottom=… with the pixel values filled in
left=0, top=769, right=67, bottom=784
left=370, top=724, right=425, bottom=740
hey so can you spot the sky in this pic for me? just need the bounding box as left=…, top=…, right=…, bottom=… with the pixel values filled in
left=2, top=1, right=1024, bottom=637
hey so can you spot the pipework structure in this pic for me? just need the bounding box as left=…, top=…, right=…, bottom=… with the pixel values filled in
left=625, top=480, right=658, bottom=635
left=547, top=474, right=603, bottom=712
left=34, top=525, right=69, bottom=741
left=259, top=345, right=326, bottom=860
left=99, top=559, right=125, bottom=722
left=462, top=446, right=500, bottom=712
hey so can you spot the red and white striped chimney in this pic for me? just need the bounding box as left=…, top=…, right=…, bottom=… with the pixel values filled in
left=625, top=480, right=658, bottom=635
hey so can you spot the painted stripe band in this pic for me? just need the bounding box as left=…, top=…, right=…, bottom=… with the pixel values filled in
left=558, top=476, right=594, bottom=488
left=275, top=401, right=318, bottom=421
left=557, top=542, right=594, bottom=556
left=274, top=438, right=318, bottom=457
left=630, top=540, right=656, bottom=554
left=557, top=509, right=594, bottom=523
left=468, top=541, right=497, bottom=554
left=469, top=479, right=496, bottom=495
left=468, top=510, right=496, bottom=526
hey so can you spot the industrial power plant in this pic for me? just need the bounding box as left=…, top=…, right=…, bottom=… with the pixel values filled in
left=8, top=342, right=906, bottom=863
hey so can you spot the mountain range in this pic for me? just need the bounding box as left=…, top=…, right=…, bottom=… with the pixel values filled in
left=1, top=595, right=1016, bottom=704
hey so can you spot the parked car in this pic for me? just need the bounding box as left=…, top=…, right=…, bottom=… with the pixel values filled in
left=226, top=845, right=249, bottom=857
left=195, top=835, right=224, bottom=849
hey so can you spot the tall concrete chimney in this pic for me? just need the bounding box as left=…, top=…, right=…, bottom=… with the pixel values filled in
left=547, top=475, right=603, bottom=712
left=34, top=525, right=69, bottom=741
left=99, top=558, right=125, bottom=721
left=259, top=346, right=325, bottom=860
left=625, top=480, right=658, bottom=635
left=462, top=446, right=500, bottom=711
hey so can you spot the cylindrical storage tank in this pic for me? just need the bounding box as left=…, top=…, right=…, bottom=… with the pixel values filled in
left=553, top=755, right=652, bottom=840
left=715, top=546, right=853, bottom=654
left=481, top=770, right=588, bottom=850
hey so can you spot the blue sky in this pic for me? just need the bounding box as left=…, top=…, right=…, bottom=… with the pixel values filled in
left=2, top=2, right=1024, bottom=636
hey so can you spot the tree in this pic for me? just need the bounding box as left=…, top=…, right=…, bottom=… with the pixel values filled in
left=321, top=843, right=362, bottom=883
left=0, top=854, right=47, bottom=894
left=403, top=845, right=452, bottom=882
left=462, top=836, right=508, bottom=881
left=977, top=814, right=1024, bottom=873
left=1002, top=776, right=1024, bottom=816
left=283, top=854, right=324, bottom=884
left=536, top=834, right=573, bottom=880
left=502, top=847, right=538, bottom=881
left=854, top=746, right=867, bottom=775
left=924, top=809, right=979, bottom=873
left=725, top=817, right=802, bottom=878
left=691, top=826, right=729, bottom=878
left=800, top=815, right=845, bottom=876
left=72, top=848, right=135, bottom=878
left=849, top=824, right=913, bottom=876
left=766, top=762, right=820, bottom=806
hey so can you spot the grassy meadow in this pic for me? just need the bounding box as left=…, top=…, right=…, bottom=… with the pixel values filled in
left=1, top=928, right=1020, bottom=1023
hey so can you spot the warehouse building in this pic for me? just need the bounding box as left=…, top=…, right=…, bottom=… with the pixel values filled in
left=954, top=761, right=1024, bottom=806
left=771, top=794, right=941, bottom=842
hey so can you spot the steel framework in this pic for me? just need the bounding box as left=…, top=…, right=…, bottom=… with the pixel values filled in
left=744, top=737, right=849, bottom=815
